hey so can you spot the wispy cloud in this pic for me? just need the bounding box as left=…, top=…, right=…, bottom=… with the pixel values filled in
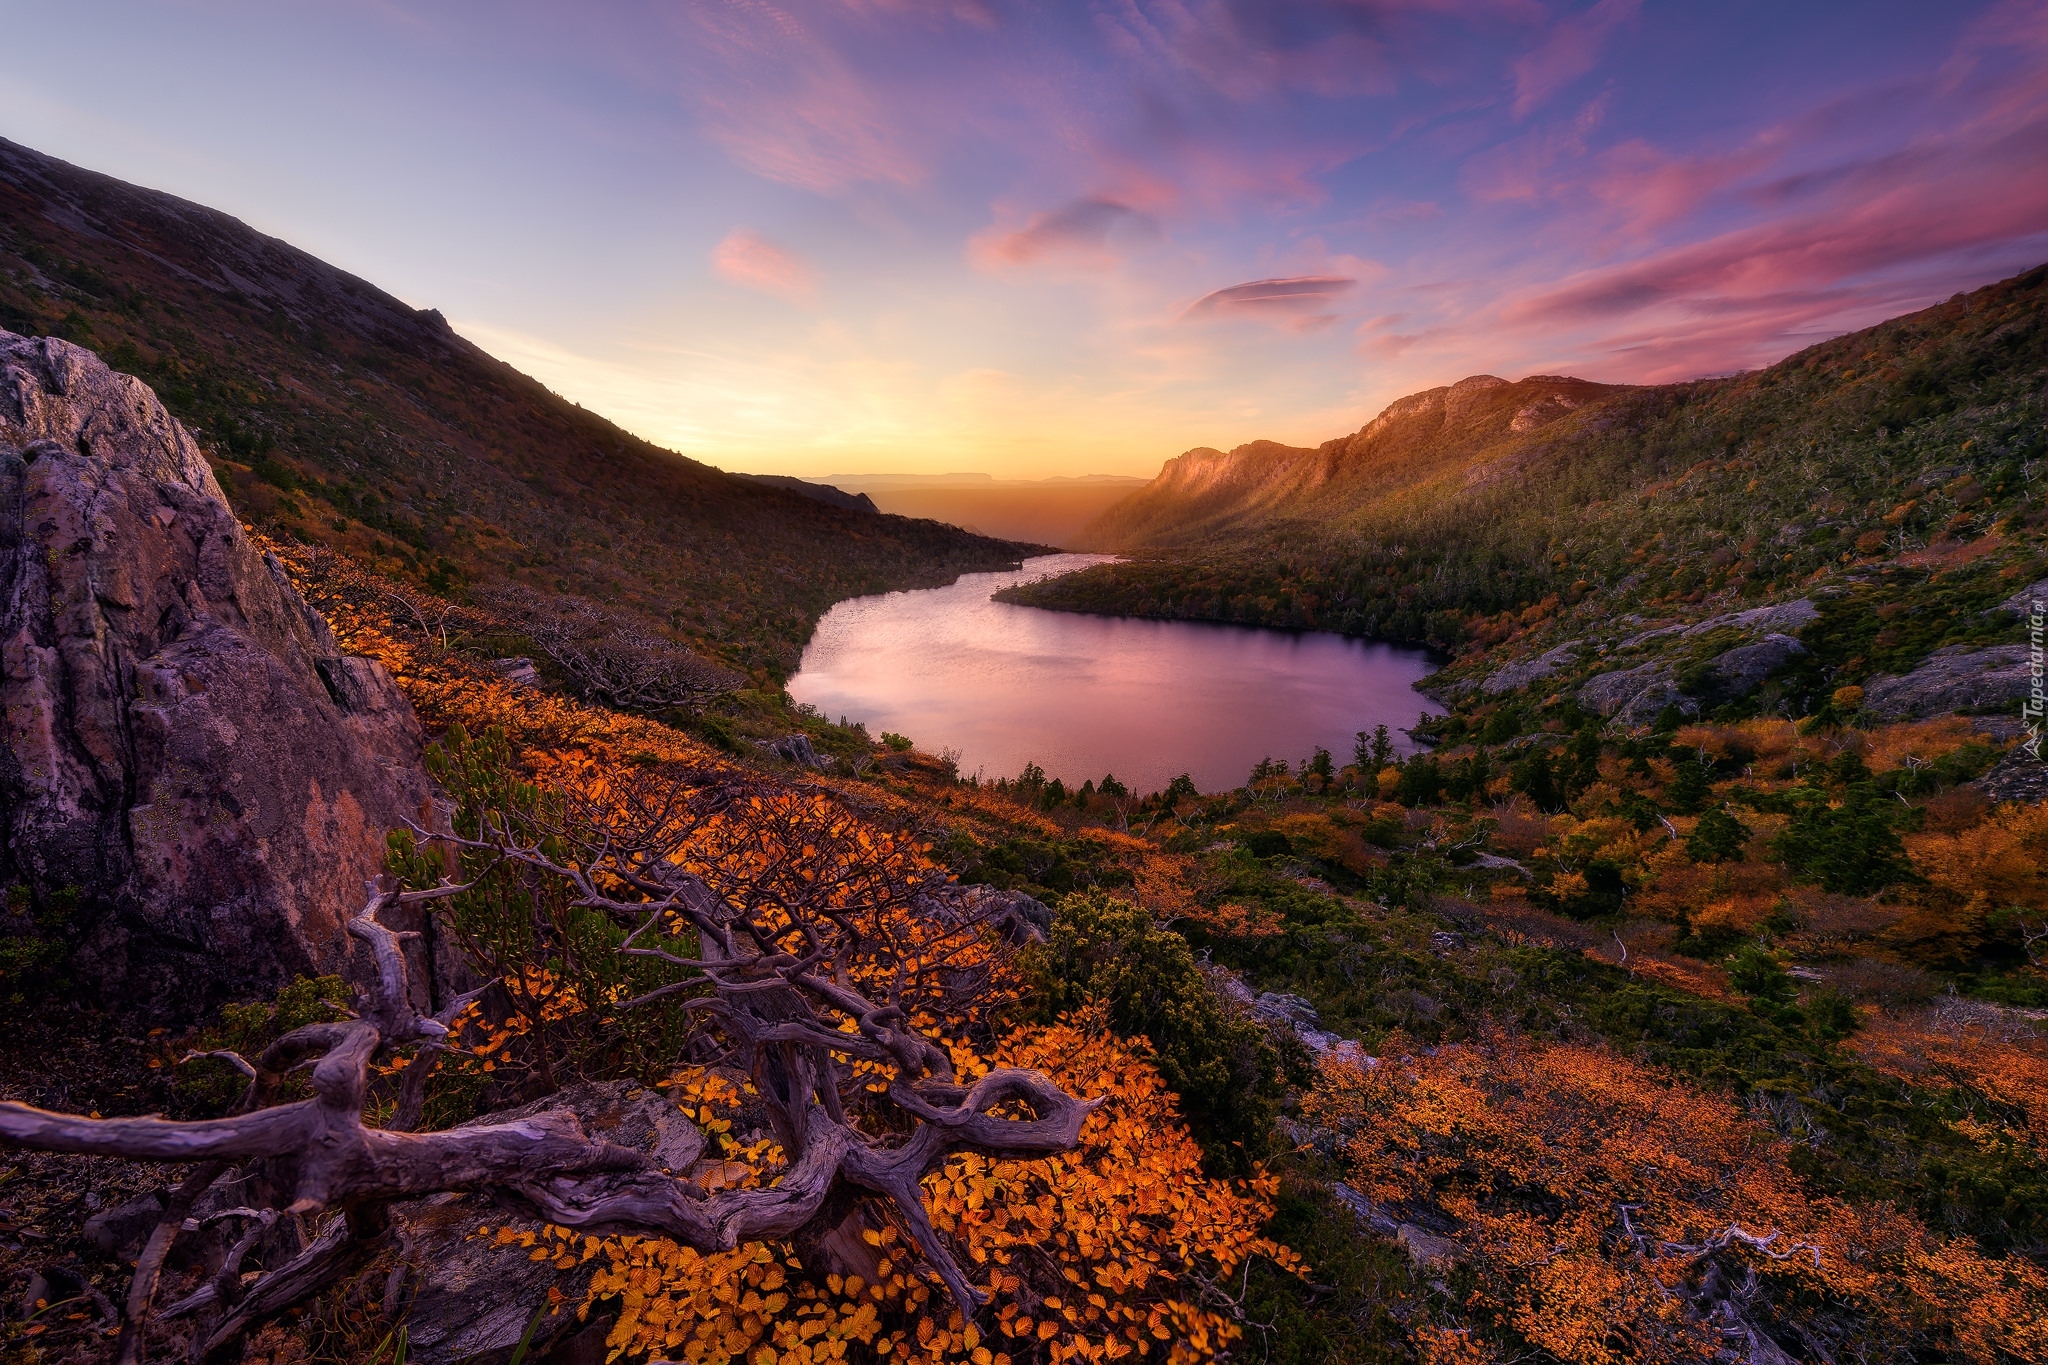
left=87, top=0, right=2047, bottom=477
left=1511, top=0, right=1640, bottom=116
left=676, top=0, right=928, bottom=192
left=710, top=229, right=819, bottom=303
left=969, top=197, right=1150, bottom=271
left=1185, top=275, right=1358, bottom=330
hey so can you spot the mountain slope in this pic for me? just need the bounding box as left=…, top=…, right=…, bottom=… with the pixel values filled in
left=738, top=474, right=880, bottom=513
left=0, top=138, right=1033, bottom=676
left=853, top=476, right=1151, bottom=547
left=1078, top=374, right=1622, bottom=549
left=1012, top=265, right=2048, bottom=676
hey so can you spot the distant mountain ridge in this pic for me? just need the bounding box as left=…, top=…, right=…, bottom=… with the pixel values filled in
left=1078, top=374, right=1622, bottom=549
left=1009, top=264, right=2048, bottom=663
left=739, top=473, right=879, bottom=513
left=807, top=474, right=1152, bottom=547
left=0, top=137, right=1032, bottom=675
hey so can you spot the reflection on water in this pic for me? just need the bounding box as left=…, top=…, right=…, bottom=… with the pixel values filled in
left=788, top=554, right=1443, bottom=794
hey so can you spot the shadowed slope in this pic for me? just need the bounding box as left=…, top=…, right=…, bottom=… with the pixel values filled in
left=0, top=138, right=1032, bottom=677
left=1018, top=265, right=2046, bottom=652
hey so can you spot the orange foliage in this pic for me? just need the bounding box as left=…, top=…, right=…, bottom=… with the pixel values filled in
left=1659, top=717, right=1992, bottom=791
left=1907, top=801, right=2048, bottom=916
left=1268, top=812, right=1384, bottom=875
left=1107, top=838, right=1207, bottom=924
left=1632, top=850, right=1788, bottom=932
left=557, top=1016, right=1302, bottom=1364
left=268, top=535, right=723, bottom=770
left=1305, top=1035, right=2048, bottom=1363
left=1862, top=716, right=1985, bottom=773
left=1887, top=801, right=2048, bottom=963
left=1175, top=900, right=1285, bottom=940
left=1855, top=1004, right=2048, bottom=1150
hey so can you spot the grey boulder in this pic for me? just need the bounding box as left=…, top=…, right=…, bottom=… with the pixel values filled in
left=82, top=1192, right=167, bottom=1259
left=957, top=885, right=1054, bottom=943
left=1684, top=597, right=1820, bottom=638
left=1481, top=644, right=1578, bottom=696
left=0, top=332, right=431, bottom=1011
left=1705, top=632, right=1806, bottom=697
left=1994, top=578, right=2048, bottom=620
left=1578, top=661, right=1695, bottom=725
left=1861, top=645, right=2035, bottom=721
left=1974, top=749, right=2048, bottom=806
left=488, top=656, right=541, bottom=689
left=758, top=733, right=830, bottom=769
left=393, top=1081, right=706, bottom=1365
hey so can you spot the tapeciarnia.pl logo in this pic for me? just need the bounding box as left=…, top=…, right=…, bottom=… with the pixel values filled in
left=2025, top=594, right=2044, bottom=760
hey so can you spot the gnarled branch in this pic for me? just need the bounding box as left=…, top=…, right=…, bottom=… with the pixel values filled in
left=3, top=781, right=1094, bottom=1360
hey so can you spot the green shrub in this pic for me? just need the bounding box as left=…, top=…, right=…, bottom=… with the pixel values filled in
left=179, top=974, right=352, bottom=1111
left=1665, top=759, right=1713, bottom=814
left=1685, top=807, right=1750, bottom=863
left=1726, top=944, right=1795, bottom=1003
left=1018, top=891, right=1296, bottom=1171
left=0, top=884, right=80, bottom=1015
left=1767, top=754, right=1916, bottom=894
left=1240, top=830, right=1292, bottom=859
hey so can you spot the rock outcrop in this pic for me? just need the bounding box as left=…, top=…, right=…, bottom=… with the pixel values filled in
left=1578, top=661, right=1694, bottom=725
left=1683, top=598, right=1820, bottom=638
left=1861, top=645, right=2034, bottom=721
left=757, top=733, right=831, bottom=769
left=956, top=885, right=1054, bottom=944
left=392, top=1081, right=704, bottom=1365
left=0, top=332, right=431, bottom=1010
left=1995, top=578, right=2048, bottom=619
left=1975, top=749, right=2048, bottom=805
left=1703, top=632, right=1806, bottom=697
left=1481, top=643, right=1578, bottom=696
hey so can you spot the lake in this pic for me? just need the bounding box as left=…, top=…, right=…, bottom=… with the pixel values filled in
left=787, top=554, right=1444, bottom=794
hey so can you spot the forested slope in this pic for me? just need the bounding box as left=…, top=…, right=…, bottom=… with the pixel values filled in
left=3, top=322, right=2045, bottom=1363
left=1014, top=265, right=2047, bottom=664
left=0, top=137, right=1033, bottom=677
left=1074, top=374, right=1622, bottom=551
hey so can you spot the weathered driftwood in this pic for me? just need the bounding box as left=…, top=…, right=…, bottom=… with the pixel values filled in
left=0, top=841, right=1095, bottom=1360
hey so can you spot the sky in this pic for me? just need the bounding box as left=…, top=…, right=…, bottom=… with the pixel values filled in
left=3, top=1, right=2047, bottom=478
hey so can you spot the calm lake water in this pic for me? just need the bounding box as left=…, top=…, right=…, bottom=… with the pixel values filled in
left=788, top=554, right=1443, bottom=794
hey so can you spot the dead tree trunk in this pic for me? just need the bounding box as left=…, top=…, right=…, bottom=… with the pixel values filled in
left=0, top=860, right=1095, bottom=1360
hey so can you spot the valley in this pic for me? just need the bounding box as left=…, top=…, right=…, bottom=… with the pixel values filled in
left=0, top=138, right=1037, bottom=681
left=0, top=138, right=2044, bottom=1365
left=786, top=553, right=1441, bottom=793
left=822, top=475, right=1151, bottom=548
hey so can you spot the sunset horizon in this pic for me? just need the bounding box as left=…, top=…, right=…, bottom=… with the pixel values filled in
left=5, top=2, right=2045, bottom=476
left=2, top=7, right=2046, bottom=1363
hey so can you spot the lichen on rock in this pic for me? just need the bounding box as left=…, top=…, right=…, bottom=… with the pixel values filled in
left=0, top=331, right=431, bottom=1014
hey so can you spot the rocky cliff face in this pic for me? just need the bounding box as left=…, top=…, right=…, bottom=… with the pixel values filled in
left=1078, top=373, right=1624, bottom=550
left=0, top=332, right=431, bottom=1011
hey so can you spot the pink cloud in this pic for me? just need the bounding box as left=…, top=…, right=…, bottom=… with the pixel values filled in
left=1504, top=132, right=2048, bottom=330
left=1185, top=275, right=1359, bottom=331
left=1584, top=137, right=1782, bottom=236
left=1511, top=0, right=1640, bottom=117
left=968, top=197, right=1150, bottom=271
left=1460, top=91, right=1611, bottom=202
left=1461, top=103, right=1783, bottom=246
left=677, top=1, right=927, bottom=192
left=710, top=229, right=819, bottom=303
left=1475, top=94, right=2048, bottom=386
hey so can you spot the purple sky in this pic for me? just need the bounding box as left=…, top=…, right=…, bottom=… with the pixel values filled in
left=4, top=1, right=2046, bottom=476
